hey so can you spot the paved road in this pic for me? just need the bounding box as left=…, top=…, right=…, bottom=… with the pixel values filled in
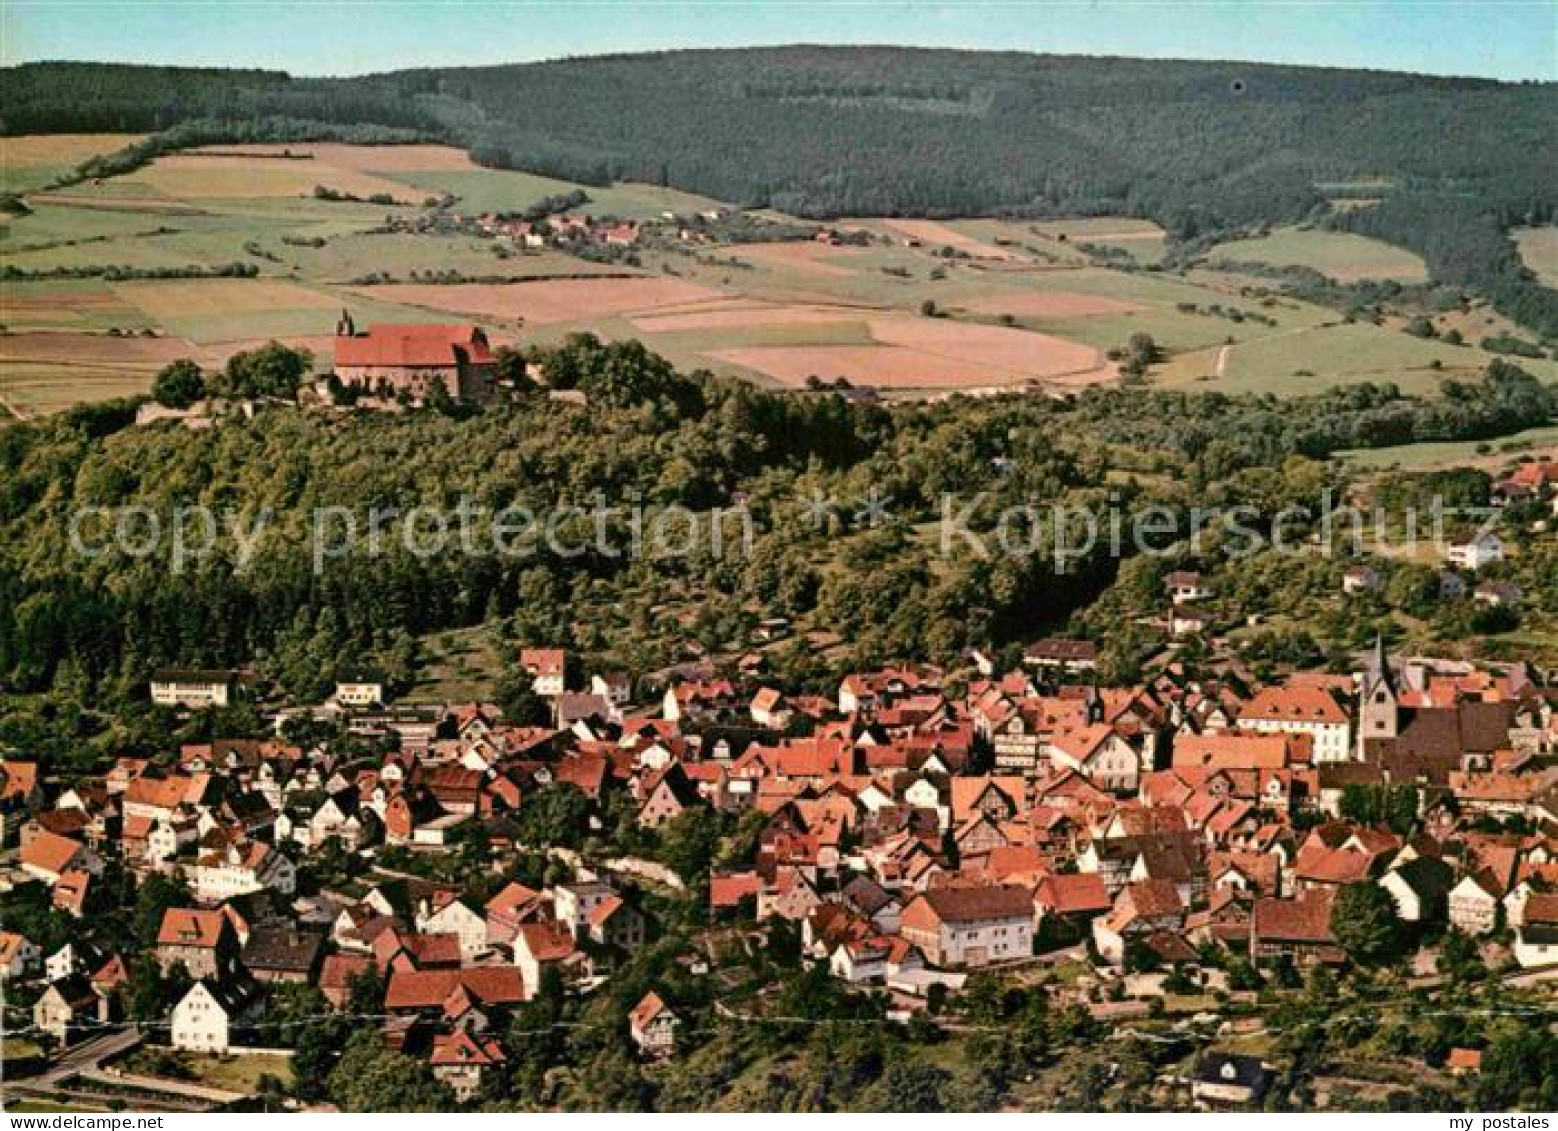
left=37, top=1026, right=142, bottom=1085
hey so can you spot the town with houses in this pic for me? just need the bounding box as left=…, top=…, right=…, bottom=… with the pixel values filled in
left=3, top=619, right=1558, bottom=1111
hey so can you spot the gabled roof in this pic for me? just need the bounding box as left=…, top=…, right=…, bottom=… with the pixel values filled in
left=0, top=760, right=38, bottom=801
left=1035, top=872, right=1111, bottom=916
left=629, top=990, right=675, bottom=1030
left=1240, top=686, right=1348, bottom=725
left=1252, top=889, right=1336, bottom=944
left=156, top=907, right=229, bottom=949
left=21, top=830, right=85, bottom=876
left=384, top=967, right=526, bottom=1010
left=335, top=324, right=494, bottom=369
left=430, top=1029, right=506, bottom=1067
left=902, top=883, right=1032, bottom=928
left=514, top=920, right=575, bottom=962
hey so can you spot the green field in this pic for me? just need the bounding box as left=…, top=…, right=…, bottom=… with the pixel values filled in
left=405, top=622, right=507, bottom=703
left=1208, top=227, right=1428, bottom=283
left=382, top=167, right=724, bottom=220
left=1337, top=423, right=1558, bottom=470
left=1157, top=315, right=1558, bottom=397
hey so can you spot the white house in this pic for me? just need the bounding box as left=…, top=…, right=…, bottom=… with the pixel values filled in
left=1448, top=873, right=1502, bottom=936
left=1377, top=858, right=1452, bottom=923
left=899, top=885, right=1033, bottom=968
left=1047, top=725, right=1139, bottom=793
left=1165, top=571, right=1214, bottom=605
left=187, top=842, right=296, bottom=903
left=1445, top=531, right=1504, bottom=571
left=590, top=672, right=632, bottom=707
left=829, top=936, right=891, bottom=983
left=520, top=648, right=567, bottom=697
left=333, top=669, right=386, bottom=708
left=628, top=991, right=679, bottom=1057
left=416, top=895, right=488, bottom=962
left=33, top=976, right=107, bottom=1044
left=1237, top=686, right=1353, bottom=764
left=150, top=668, right=234, bottom=710
left=1511, top=895, right=1558, bottom=969
left=171, top=980, right=256, bottom=1053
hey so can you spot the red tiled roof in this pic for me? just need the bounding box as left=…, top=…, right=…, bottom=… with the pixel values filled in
left=709, top=872, right=761, bottom=908
left=1036, top=872, right=1111, bottom=916
left=384, top=967, right=526, bottom=1010
left=902, top=883, right=1033, bottom=929
left=1, top=760, right=38, bottom=801
left=156, top=907, right=228, bottom=948
left=20, top=830, right=85, bottom=877
left=319, top=954, right=375, bottom=993
left=1524, top=892, right=1558, bottom=926
left=629, top=990, right=672, bottom=1030
left=514, top=920, right=575, bottom=962
left=1252, top=890, right=1336, bottom=943
left=430, top=1029, right=506, bottom=1067
left=335, top=324, right=494, bottom=369
left=1241, top=686, right=1349, bottom=725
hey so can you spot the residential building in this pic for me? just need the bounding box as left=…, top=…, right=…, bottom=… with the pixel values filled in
left=899, top=885, right=1033, bottom=968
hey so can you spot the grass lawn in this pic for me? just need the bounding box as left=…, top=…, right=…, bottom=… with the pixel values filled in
left=182, top=1052, right=293, bottom=1093
left=281, top=233, right=623, bottom=283
left=124, top=1048, right=293, bottom=1094
left=382, top=168, right=722, bottom=220
left=3, top=1099, right=107, bottom=1113
left=1208, top=227, right=1428, bottom=283
left=3, top=1036, right=44, bottom=1059
left=1159, top=319, right=1558, bottom=397
left=406, top=622, right=507, bottom=704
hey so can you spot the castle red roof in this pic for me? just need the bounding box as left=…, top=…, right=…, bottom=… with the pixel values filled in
left=335, top=324, right=495, bottom=369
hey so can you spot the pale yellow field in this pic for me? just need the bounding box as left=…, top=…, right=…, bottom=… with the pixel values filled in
left=630, top=302, right=864, bottom=333
left=0, top=331, right=194, bottom=366
left=122, top=154, right=421, bottom=202
left=960, top=291, right=1145, bottom=318
left=111, top=278, right=340, bottom=320
left=709, top=312, right=1109, bottom=390
left=1513, top=227, right=1558, bottom=288
left=874, top=218, right=1022, bottom=260
left=2, top=133, right=143, bottom=167
left=868, top=316, right=1100, bottom=376
left=190, top=142, right=478, bottom=172
left=352, top=277, right=727, bottom=325
left=725, top=242, right=870, bottom=277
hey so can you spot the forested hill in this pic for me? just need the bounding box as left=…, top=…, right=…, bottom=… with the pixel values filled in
left=5, top=48, right=1557, bottom=330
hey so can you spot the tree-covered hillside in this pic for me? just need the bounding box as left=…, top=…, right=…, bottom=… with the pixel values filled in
left=4, top=48, right=1556, bottom=331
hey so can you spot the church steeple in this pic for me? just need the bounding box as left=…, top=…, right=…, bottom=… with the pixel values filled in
left=1359, top=633, right=1399, bottom=750
left=1364, top=633, right=1396, bottom=695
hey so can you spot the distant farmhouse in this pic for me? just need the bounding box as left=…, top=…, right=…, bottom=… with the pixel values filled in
left=332, top=313, right=498, bottom=404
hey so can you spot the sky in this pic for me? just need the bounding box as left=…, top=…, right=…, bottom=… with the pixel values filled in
left=3, top=1, right=1555, bottom=80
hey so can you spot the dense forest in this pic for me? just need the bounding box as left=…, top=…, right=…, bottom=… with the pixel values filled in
left=4, top=48, right=1556, bottom=333
left=1, top=336, right=1554, bottom=773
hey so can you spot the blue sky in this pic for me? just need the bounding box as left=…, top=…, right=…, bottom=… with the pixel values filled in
left=4, top=1, right=1555, bottom=80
